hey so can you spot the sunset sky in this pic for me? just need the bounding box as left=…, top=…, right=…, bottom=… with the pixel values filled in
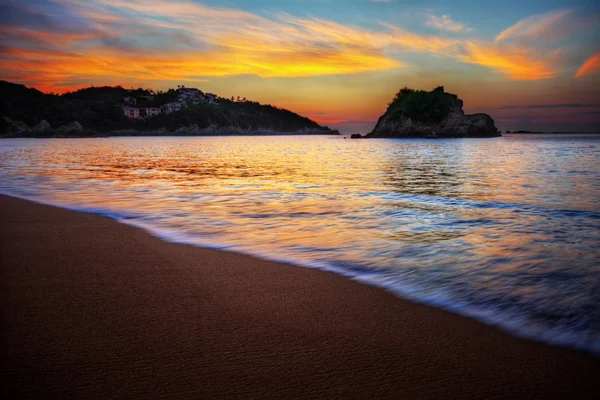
left=1, top=0, right=599, bottom=133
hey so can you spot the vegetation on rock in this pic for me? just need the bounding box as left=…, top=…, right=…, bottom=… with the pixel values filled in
left=386, top=86, right=457, bottom=123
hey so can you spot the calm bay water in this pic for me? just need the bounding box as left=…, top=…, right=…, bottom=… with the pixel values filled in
left=1, top=134, right=599, bottom=354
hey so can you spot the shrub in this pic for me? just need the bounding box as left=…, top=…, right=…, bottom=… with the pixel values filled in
left=386, top=86, right=458, bottom=123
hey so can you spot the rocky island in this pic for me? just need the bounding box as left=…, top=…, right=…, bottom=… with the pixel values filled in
left=0, top=81, right=338, bottom=138
left=365, top=86, right=500, bottom=139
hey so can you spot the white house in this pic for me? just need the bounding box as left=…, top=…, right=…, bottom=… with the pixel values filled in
left=123, top=107, right=140, bottom=118
left=141, top=107, right=161, bottom=117
left=162, top=102, right=185, bottom=113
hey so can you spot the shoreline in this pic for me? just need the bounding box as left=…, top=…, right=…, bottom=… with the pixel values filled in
left=3, top=190, right=598, bottom=356
left=1, top=194, right=599, bottom=398
left=0, top=132, right=341, bottom=139
left=3, top=132, right=599, bottom=140
left=0, top=130, right=341, bottom=140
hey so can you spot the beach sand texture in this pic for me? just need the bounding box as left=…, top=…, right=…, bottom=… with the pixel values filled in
left=1, top=194, right=599, bottom=399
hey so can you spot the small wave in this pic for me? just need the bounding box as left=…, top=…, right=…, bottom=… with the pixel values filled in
left=381, top=191, right=600, bottom=219
left=1, top=189, right=598, bottom=356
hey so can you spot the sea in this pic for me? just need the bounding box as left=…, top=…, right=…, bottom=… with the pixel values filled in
left=1, top=134, right=599, bottom=355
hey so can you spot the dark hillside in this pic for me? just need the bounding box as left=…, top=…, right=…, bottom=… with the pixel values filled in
left=0, top=81, right=337, bottom=137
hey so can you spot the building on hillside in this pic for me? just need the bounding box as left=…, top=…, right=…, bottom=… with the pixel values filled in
left=123, top=106, right=140, bottom=119
left=140, top=107, right=161, bottom=117
left=140, top=95, right=154, bottom=102
left=124, top=97, right=137, bottom=105
left=162, top=102, right=185, bottom=113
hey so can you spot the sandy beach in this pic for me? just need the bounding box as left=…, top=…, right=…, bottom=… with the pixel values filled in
left=1, top=194, right=598, bottom=399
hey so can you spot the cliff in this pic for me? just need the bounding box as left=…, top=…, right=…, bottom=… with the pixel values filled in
left=367, top=86, right=500, bottom=138
left=0, top=81, right=338, bottom=137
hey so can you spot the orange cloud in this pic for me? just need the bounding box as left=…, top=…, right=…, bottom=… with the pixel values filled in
left=458, top=42, right=557, bottom=80
left=384, top=24, right=557, bottom=80
left=0, top=0, right=404, bottom=92
left=0, top=0, right=573, bottom=94
left=575, top=52, right=600, bottom=78
left=0, top=42, right=399, bottom=93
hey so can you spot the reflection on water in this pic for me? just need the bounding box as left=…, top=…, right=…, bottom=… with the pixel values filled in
left=1, top=134, right=599, bottom=354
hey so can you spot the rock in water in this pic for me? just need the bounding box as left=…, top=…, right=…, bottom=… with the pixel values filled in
left=3, top=117, right=32, bottom=136
left=367, top=86, right=501, bottom=138
left=56, top=121, right=84, bottom=135
left=350, top=134, right=363, bottom=139
left=32, top=120, right=52, bottom=134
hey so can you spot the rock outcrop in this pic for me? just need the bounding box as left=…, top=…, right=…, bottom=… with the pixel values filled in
left=3, top=117, right=31, bottom=136
left=294, top=127, right=339, bottom=135
left=167, top=124, right=338, bottom=136
left=56, top=121, right=84, bottom=135
left=32, top=120, right=52, bottom=134
left=367, top=87, right=500, bottom=139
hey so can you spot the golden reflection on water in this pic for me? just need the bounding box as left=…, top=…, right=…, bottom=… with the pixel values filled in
left=1, top=135, right=599, bottom=352
left=1, top=136, right=598, bottom=255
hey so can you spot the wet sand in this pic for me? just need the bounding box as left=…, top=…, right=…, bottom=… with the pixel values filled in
left=1, top=194, right=598, bottom=399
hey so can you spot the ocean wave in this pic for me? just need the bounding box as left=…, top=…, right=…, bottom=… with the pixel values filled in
left=1, top=189, right=598, bottom=356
